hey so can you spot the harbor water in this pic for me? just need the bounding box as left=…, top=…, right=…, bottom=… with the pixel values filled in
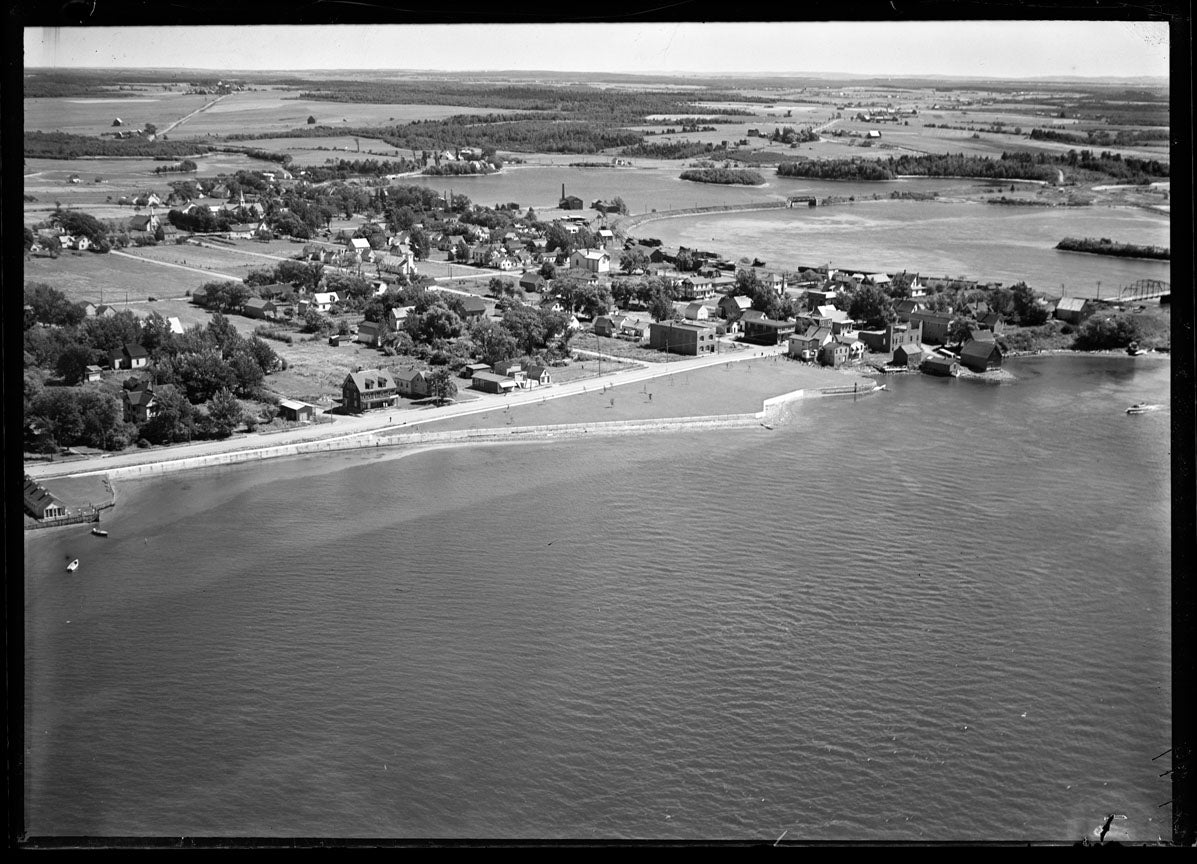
left=23, top=355, right=1172, bottom=840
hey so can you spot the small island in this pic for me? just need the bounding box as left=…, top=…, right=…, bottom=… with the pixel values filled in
left=1056, top=237, right=1169, bottom=260
left=679, top=168, right=765, bottom=186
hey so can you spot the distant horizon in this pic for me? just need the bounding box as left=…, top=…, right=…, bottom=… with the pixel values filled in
left=21, top=66, right=1170, bottom=84
left=24, top=22, right=1171, bottom=79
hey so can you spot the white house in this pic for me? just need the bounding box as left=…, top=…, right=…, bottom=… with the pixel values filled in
left=309, top=292, right=340, bottom=312
left=570, top=249, right=611, bottom=274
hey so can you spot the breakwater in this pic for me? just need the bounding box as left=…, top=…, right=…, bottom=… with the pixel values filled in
left=617, top=200, right=787, bottom=231
left=82, top=383, right=878, bottom=483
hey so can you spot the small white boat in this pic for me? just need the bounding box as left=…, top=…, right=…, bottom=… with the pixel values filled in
left=1126, top=403, right=1152, bottom=415
left=66, top=559, right=79, bottom=572
left=91, top=528, right=108, bottom=537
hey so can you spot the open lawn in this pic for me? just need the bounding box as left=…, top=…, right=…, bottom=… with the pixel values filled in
left=24, top=93, right=213, bottom=136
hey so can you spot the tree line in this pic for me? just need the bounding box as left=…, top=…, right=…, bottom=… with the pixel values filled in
left=24, top=131, right=210, bottom=160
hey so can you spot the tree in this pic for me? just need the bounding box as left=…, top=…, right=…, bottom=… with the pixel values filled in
left=140, top=388, right=195, bottom=444
left=408, top=226, right=430, bottom=260
left=620, top=248, right=649, bottom=274
left=24, top=283, right=86, bottom=327
left=171, top=350, right=239, bottom=403
left=469, top=318, right=519, bottom=367
left=1010, top=282, right=1048, bottom=326
left=647, top=288, right=676, bottom=322
left=55, top=345, right=98, bottom=385
left=206, top=389, right=243, bottom=438
left=539, top=260, right=557, bottom=280
left=847, top=284, right=896, bottom=330
left=428, top=367, right=458, bottom=405
left=55, top=210, right=108, bottom=246
left=1073, top=313, right=1141, bottom=350
left=307, top=115, right=317, bottom=124
left=947, top=316, right=973, bottom=344
left=545, top=222, right=575, bottom=255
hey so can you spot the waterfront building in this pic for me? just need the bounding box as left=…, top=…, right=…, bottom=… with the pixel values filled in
left=742, top=318, right=797, bottom=345
left=858, top=323, right=923, bottom=354
left=960, top=339, right=1004, bottom=373
left=649, top=320, right=717, bottom=356
left=23, top=475, right=66, bottom=521
left=922, top=355, right=960, bottom=377
left=818, top=341, right=850, bottom=367
left=1053, top=297, right=1091, bottom=325
left=907, top=311, right=952, bottom=344
left=893, top=343, right=925, bottom=368
left=342, top=369, right=399, bottom=413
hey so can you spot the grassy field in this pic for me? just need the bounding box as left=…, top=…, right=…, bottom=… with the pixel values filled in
left=24, top=93, right=213, bottom=136
left=121, top=242, right=276, bottom=274
left=24, top=249, right=222, bottom=301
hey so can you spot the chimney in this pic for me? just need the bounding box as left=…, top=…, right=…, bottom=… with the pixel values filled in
left=562, top=183, right=566, bottom=200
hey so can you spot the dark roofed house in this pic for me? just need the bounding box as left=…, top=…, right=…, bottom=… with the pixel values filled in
left=342, top=368, right=399, bottom=413
left=460, top=296, right=490, bottom=319
left=960, top=339, right=1004, bottom=373
left=108, top=342, right=149, bottom=370
left=519, top=271, right=546, bottom=293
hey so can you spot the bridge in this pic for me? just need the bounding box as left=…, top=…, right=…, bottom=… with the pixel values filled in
left=1117, top=279, right=1171, bottom=302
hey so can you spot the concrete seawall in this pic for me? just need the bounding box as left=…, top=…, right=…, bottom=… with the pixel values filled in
left=82, top=383, right=878, bottom=482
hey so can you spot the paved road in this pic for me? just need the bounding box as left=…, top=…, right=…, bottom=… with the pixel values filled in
left=26, top=342, right=790, bottom=481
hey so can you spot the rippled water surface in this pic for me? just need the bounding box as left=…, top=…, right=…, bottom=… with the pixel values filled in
left=25, top=356, right=1171, bottom=840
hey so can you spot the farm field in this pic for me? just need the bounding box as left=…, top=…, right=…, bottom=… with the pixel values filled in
left=24, top=93, right=212, bottom=135
left=168, top=89, right=529, bottom=137
left=232, top=136, right=417, bottom=164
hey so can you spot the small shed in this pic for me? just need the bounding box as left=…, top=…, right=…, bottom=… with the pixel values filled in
left=84, top=365, right=103, bottom=382
left=328, top=334, right=341, bottom=347
left=278, top=399, right=315, bottom=422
